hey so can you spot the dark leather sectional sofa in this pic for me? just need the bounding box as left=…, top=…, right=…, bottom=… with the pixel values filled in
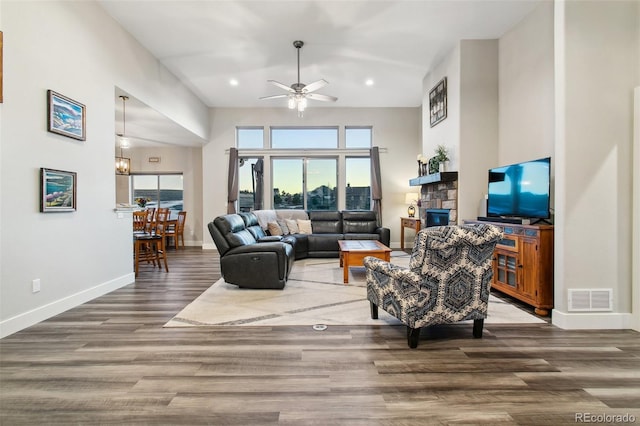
left=289, top=210, right=390, bottom=259
left=207, top=210, right=390, bottom=289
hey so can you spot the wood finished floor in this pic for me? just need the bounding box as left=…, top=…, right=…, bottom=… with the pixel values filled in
left=1, top=247, right=639, bottom=425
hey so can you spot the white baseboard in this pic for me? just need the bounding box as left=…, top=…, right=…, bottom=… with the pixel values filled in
left=0, top=273, right=135, bottom=339
left=175, top=239, right=202, bottom=247
left=202, top=243, right=217, bottom=250
left=552, top=309, right=634, bottom=329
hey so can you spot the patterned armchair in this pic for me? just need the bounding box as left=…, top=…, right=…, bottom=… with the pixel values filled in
left=364, top=224, right=503, bottom=348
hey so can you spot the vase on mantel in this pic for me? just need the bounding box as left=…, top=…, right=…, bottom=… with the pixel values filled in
left=439, top=161, right=449, bottom=173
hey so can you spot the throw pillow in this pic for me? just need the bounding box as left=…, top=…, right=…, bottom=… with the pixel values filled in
left=285, top=218, right=299, bottom=234
left=297, top=219, right=312, bottom=234
left=253, top=210, right=278, bottom=231
left=277, top=219, right=290, bottom=235
left=267, top=222, right=283, bottom=236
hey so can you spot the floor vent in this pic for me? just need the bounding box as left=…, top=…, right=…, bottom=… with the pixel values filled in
left=568, top=289, right=613, bottom=312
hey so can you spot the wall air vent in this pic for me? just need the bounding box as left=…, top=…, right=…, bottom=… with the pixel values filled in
left=568, top=289, right=613, bottom=312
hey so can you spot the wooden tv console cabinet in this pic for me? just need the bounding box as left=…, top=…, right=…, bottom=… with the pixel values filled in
left=465, top=220, right=554, bottom=316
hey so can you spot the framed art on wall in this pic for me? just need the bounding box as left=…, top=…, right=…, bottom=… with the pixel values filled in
left=40, top=168, right=77, bottom=212
left=429, top=77, right=447, bottom=127
left=47, top=90, right=86, bottom=141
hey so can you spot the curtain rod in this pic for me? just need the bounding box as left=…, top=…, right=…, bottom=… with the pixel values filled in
left=224, top=147, right=388, bottom=155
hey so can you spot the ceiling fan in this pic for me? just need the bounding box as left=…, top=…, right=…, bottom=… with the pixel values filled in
left=260, top=40, right=337, bottom=116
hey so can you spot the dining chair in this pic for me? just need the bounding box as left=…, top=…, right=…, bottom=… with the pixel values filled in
left=144, top=208, right=156, bottom=233
left=133, top=211, right=147, bottom=232
left=165, top=211, right=187, bottom=249
left=153, top=208, right=170, bottom=273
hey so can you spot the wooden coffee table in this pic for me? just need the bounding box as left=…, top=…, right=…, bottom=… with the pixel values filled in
left=338, top=240, right=392, bottom=284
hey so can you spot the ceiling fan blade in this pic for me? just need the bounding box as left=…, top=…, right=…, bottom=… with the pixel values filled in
left=302, top=79, right=328, bottom=93
left=306, top=93, right=338, bottom=102
left=267, top=80, right=295, bottom=93
left=259, top=94, right=290, bottom=100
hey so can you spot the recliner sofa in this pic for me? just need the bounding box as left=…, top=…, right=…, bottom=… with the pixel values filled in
left=207, top=210, right=390, bottom=289
left=207, top=213, right=295, bottom=289
left=251, top=209, right=390, bottom=259
left=293, top=210, right=390, bottom=258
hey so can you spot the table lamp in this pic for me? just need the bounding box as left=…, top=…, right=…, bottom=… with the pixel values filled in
left=405, top=193, right=418, bottom=217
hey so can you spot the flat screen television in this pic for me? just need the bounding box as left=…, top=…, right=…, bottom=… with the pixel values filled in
left=487, top=157, right=551, bottom=220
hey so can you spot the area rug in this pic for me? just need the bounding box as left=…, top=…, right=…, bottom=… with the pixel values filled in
left=165, top=252, right=545, bottom=327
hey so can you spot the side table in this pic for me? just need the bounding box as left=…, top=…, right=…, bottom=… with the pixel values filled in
left=400, top=217, right=421, bottom=251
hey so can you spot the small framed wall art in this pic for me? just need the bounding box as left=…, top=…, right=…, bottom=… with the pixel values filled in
left=47, top=90, right=86, bottom=141
left=429, top=77, right=447, bottom=127
left=40, top=168, right=77, bottom=212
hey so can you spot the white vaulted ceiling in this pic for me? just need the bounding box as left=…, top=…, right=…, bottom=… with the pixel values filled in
left=100, top=0, right=541, bottom=110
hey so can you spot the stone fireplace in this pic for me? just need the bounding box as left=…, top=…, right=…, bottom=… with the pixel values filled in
left=411, top=172, right=458, bottom=225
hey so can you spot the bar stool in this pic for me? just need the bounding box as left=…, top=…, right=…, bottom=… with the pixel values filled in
left=134, top=233, right=163, bottom=276
left=152, top=209, right=170, bottom=273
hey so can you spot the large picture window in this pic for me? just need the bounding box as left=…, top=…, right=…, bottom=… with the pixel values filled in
left=238, top=158, right=261, bottom=212
left=272, top=157, right=337, bottom=210
left=272, top=159, right=304, bottom=209
left=131, top=174, right=183, bottom=219
left=345, top=157, right=371, bottom=210
left=271, top=127, right=338, bottom=149
left=345, top=126, right=372, bottom=148
left=236, top=126, right=372, bottom=211
left=237, top=127, right=264, bottom=149
left=306, top=158, right=337, bottom=210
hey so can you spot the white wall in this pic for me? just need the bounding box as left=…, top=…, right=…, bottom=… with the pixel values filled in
left=0, top=1, right=209, bottom=337
left=202, top=107, right=421, bottom=249
left=422, top=40, right=499, bottom=222
left=553, top=0, right=639, bottom=328
left=459, top=40, right=499, bottom=221
left=422, top=45, right=461, bottom=171
left=499, top=1, right=555, bottom=164
left=633, top=87, right=640, bottom=332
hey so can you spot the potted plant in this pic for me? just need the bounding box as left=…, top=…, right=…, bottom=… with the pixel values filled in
left=434, top=144, right=450, bottom=172
left=135, top=197, right=150, bottom=208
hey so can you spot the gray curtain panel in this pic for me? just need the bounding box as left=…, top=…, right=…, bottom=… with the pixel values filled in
left=370, top=146, right=382, bottom=226
left=253, top=158, right=264, bottom=211
left=227, top=147, right=239, bottom=214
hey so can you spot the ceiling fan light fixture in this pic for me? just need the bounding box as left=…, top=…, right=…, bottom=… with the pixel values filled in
left=298, top=97, right=307, bottom=111
left=260, top=40, right=337, bottom=116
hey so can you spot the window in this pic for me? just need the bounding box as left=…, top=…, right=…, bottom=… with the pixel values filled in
left=237, top=126, right=372, bottom=211
left=237, top=127, right=264, bottom=149
left=131, top=174, right=183, bottom=219
left=238, top=157, right=260, bottom=212
left=345, top=126, right=372, bottom=148
left=271, top=127, right=338, bottom=149
left=272, top=159, right=303, bottom=209
left=345, top=157, right=371, bottom=210
left=306, top=158, right=337, bottom=210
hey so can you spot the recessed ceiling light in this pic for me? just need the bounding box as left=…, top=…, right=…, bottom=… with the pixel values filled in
left=365, top=79, right=374, bottom=86
left=230, top=79, right=239, bottom=86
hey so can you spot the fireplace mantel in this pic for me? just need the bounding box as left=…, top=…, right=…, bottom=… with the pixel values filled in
left=409, top=171, right=458, bottom=186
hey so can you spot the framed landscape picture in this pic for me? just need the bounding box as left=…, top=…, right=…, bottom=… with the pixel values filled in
left=429, top=77, right=447, bottom=127
left=47, top=90, right=86, bottom=141
left=40, top=168, right=77, bottom=212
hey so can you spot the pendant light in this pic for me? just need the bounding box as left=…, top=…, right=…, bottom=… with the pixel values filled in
left=115, top=95, right=131, bottom=175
